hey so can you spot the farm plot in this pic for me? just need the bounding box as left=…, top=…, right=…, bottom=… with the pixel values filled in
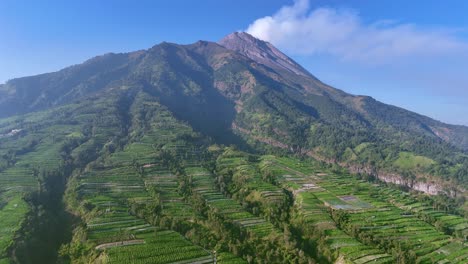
left=109, top=143, right=157, bottom=166
left=73, top=101, right=215, bottom=259
left=262, top=156, right=434, bottom=263
left=216, top=252, right=248, bottom=264
left=218, top=154, right=393, bottom=262
left=272, top=156, right=318, bottom=176
left=76, top=165, right=200, bottom=260
left=259, top=156, right=325, bottom=193
left=77, top=166, right=152, bottom=244
left=377, top=188, right=468, bottom=238
left=294, top=191, right=394, bottom=263
left=418, top=241, right=468, bottom=263
left=0, top=192, right=29, bottom=261
left=0, top=167, right=36, bottom=191
left=105, top=229, right=213, bottom=264
left=268, top=156, right=468, bottom=263
left=310, top=173, right=467, bottom=262
left=216, top=153, right=289, bottom=212
left=0, top=121, right=85, bottom=260
left=0, top=126, right=75, bottom=192
left=346, top=206, right=466, bottom=262
left=187, top=166, right=276, bottom=238
left=143, top=166, right=194, bottom=219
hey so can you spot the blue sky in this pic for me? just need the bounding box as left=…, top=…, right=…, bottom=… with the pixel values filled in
left=1, top=0, right=468, bottom=125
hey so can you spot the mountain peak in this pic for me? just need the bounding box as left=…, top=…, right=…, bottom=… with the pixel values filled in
left=219, top=32, right=312, bottom=78
left=221, top=31, right=260, bottom=43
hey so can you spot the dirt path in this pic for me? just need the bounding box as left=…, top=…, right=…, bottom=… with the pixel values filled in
left=95, top=239, right=145, bottom=250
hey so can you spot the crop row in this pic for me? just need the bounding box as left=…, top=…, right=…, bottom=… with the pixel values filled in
left=188, top=167, right=276, bottom=238
left=263, top=156, right=467, bottom=263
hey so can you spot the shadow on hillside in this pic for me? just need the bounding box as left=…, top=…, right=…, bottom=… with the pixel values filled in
left=140, top=44, right=253, bottom=152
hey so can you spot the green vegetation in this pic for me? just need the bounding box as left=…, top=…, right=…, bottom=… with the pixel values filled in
left=394, top=152, right=436, bottom=170
left=0, top=193, right=29, bottom=259
left=260, top=155, right=467, bottom=263
left=105, top=230, right=212, bottom=264
left=1, top=93, right=465, bottom=263
left=0, top=34, right=466, bottom=264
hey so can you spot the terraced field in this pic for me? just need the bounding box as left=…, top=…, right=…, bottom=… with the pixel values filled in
left=105, top=230, right=213, bottom=264
left=1, top=90, right=466, bottom=264
left=260, top=155, right=468, bottom=263
left=68, top=95, right=249, bottom=264
left=0, top=110, right=90, bottom=261
left=378, top=188, right=468, bottom=239
left=75, top=162, right=215, bottom=264
left=143, top=166, right=195, bottom=220
left=0, top=93, right=203, bottom=263
left=74, top=135, right=215, bottom=264
left=0, top=191, right=29, bottom=263
left=216, top=252, right=248, bottom=264
left=295, top=191, right=394, bottom=263
left=258, top=157, right=393, bottom=263
left=215, top=151, right=291, bottom=224
left=77, top=166, right=151, bottom=244
left=187, top=166, right=276, bottom=238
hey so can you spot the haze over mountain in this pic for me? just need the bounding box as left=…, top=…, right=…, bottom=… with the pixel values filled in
left=1, top=32, right=468, bottom=192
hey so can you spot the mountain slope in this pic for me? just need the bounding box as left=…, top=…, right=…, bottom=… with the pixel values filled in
left=219, top=31, right=314, bottom=78
left=0, top=32, right=467, bottom=191
left=219, top=32, right=468, bottom=152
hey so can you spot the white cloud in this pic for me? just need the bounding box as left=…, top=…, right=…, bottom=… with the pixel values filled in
left=246, top=0, right=468, bottom=63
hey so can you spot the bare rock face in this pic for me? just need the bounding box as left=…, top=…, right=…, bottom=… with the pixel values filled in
left=219, top=32, right=314, bottom=78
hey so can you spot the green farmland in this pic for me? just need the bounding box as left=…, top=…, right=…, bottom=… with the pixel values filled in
left=0, top=90, right=466, bottom=264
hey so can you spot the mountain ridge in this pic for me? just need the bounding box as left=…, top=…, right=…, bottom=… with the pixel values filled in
left=1, top=32, right=467, bottom=191
left=217, top=32, right=468, bottom=153
left=219, top=32, right=314, bottom=78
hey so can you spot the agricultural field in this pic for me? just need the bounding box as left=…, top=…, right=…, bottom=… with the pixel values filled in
left=0, top=90, right=466, bottom=264
left=143, top=166, right=195, bottom=220
left=259, top=156, right=394, bottom=263
left=0, top=192, right=29, bottom=263
left=72, top=151, right=219, bottom=263
left=0, top=105, right=95, bottom=262
left=259, top=155, right=468, bottom=263
left=77, top=166, right=150, bottom=244
left=62, top=95, right=251, bottom=263
left=187, top=166, right=277, bottom=238
left=215, top=150, right=291, bottom=224
left=0, top=92, right=157, bottom=263
left=104, top=230, right=213, bottom=264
